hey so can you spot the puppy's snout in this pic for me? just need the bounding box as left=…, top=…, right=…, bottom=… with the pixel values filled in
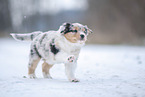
left=80, top=34, right=85, bottom=40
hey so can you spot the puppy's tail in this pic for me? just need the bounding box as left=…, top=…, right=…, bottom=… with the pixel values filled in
left=10, top=31, right=42, bottom=41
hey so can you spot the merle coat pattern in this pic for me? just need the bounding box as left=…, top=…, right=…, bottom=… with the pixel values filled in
left=11, top=23, right=92, bottom=82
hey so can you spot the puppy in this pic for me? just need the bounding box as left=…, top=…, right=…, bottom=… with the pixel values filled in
left=11, top=23, right=92, bottom=82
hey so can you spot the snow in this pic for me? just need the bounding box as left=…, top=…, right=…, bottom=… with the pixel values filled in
left=0, top=38, right=145, bottom=97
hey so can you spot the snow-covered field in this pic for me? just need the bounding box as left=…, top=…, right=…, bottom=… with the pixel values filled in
left=0, top=38, right=145, bottom=97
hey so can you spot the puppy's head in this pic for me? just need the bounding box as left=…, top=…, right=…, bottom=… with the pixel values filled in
left=59, top=23, right=92, bottom=44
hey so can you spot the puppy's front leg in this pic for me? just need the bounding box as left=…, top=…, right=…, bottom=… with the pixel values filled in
left=65, top=62, right=79, bottom=82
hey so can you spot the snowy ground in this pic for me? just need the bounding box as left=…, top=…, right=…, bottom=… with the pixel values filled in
left=0, top=38, right=145, bottom=97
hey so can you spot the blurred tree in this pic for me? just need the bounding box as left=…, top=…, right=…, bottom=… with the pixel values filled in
left=0, top=0, right=12, bottom=32
left=86, top=0, right=145, bottom=44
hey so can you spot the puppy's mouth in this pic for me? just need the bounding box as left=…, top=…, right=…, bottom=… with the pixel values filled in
left=80, top=37, right=86, bottom=41
left=78, top=37, right=87, bottom=44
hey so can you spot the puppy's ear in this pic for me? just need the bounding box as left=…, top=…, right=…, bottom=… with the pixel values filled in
left=84, top=25, right=93, bottom=35
left=60, top=22, right=72, bottom=34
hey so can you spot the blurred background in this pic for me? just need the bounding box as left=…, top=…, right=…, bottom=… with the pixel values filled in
left=0, top=0, right=145, bottom=44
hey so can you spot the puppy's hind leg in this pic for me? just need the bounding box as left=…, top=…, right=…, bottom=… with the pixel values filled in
left=28, top=58, right=40, bottom=78
left=28, top=47, right=41, bottom=79
left=42, top=62, right=53, bottom=79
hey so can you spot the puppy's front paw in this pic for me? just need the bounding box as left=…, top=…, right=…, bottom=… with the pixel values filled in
left=70, top=78, right=80, bottom=82
left=68, top=55, right=75, bottom=63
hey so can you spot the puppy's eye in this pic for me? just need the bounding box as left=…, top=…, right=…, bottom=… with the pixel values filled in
left=74, top=30, right=77, bottom=33
left=70, top=30, right=77, bottom=33
left=71, top=30, right=77, bottom=33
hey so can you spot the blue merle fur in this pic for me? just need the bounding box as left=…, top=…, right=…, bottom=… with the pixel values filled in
left=50, top=39, right=59, bottom=55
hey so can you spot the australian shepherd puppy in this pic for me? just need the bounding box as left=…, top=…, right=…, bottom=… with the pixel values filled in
left=11, top=23, right=92, bottom=82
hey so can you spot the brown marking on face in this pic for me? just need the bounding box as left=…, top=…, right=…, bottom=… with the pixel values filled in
left=64, top=32, right=81, bottom=43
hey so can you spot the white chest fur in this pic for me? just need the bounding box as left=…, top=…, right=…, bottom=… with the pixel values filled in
left=45, top=34, right=84, bottom=64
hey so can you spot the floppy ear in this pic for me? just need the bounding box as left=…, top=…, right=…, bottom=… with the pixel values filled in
left=60, top=23, right=72, bottom=34
left=84, top=25, right=93, bottom=35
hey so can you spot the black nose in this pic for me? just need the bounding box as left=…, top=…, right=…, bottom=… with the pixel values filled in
left=80, top=34, right=85, bottom=39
